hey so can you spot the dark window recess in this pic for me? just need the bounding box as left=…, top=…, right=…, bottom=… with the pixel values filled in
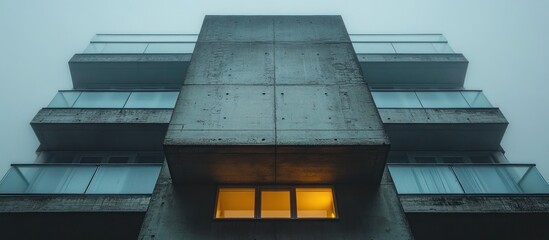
left=80, top=157, right=103, bottom=163
left=415, top=157, right=437, bottom=163
left=109, top=157, right=130, bottom=163
left=442, top=157, right=464, bottom=163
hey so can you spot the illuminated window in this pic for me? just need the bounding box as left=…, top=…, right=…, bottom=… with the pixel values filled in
left=261, top=190, right=291, bottom=218
left=215, top=187, right=337, bottom=219
left=296, top=188, right=336, bottom=218
left=215, top=188, right=255, bottom=219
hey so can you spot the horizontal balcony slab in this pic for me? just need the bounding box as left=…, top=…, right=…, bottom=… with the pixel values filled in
left=0, top=195, right=149, bottom=240
left=32, top=109, right=172, bottom=151
left=401, top=195, right=549, bottom=240
left=358, top=53, right=468, bottom=88
left=379, top=108, right=508, bottom=151
left=69, top=54, right=191, bottom=89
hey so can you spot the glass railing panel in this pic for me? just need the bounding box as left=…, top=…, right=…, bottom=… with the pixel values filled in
left=125, top=92, right=179, bottom=108
left=86, top=165, right=161, bottom=194
left=352, top=43, right=395, bottom=54
left=47, top=91, right=82, bottom=108
left=144, top=43, right=196, bottom=53
left=519, top=167, right=549, bottom=193
left=432, top=42, right=455, bottom=53
left=390, top=164, right=549, bottom=194
left=371, top=92, right=422, bottom=108
left=461, top=91, right=492, bottom=107
left=454, top=166, right=549, bottom=194
left=92, top=34, right=198, bottom=42
left=100, top=43, right=148, bottom=54
left=0, top=164, right=162, bottom=195
left=83, top=43, right=106, bottom=53
left=415, top=91, right=470, bottom=108
left=349, top=34, right=447, bottom=42
left=72, top=92, right=130, bottom=108
left=0, top=166, right=96, bottom=194
left=389, top=165, right=464, bottom=194
left=392, top=43, right=439, bottom=54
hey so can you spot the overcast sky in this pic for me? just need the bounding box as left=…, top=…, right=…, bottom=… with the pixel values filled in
left=1, top=0, right=548, bottom=177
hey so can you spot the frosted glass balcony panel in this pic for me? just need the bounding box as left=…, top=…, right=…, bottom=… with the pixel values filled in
left=454, top=166, right=549, bottom=194
left=393, top=43, right=438, bottom=53
left=0, top=166, right=95, bottom=194
left=349, top=34, right=446, bottom=42
left=416, top=91, right=470, bottom=108
left=389, top=165, right=463, bottom=194
left=86, top=165, right=161, bottom=194
left=47, top=91, right=82, bottom=108
left=125, top=92, right=179, bottom=108
left=145, top=43, right=196, bottom=53
left=72, top=92, right=130, bottom=108
left=371, top=92, right=422, bottom=108
left=432, top=43, right=455, bottom=53
left=100, top=43, right=148, bottom=53
left=461, top=91, right=492, bottom=107
left=92, top=34, right=198, bottom=42
left=352, top=43, right=395, bottom=54
left=83, top=43, right=106, bottom=53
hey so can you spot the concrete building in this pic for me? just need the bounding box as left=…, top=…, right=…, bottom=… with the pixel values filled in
left=1, top=15, right=549, bottom=239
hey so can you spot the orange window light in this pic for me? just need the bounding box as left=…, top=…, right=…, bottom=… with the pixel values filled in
left=296, top=188, right=336, bottom=218
left=215, top=188, right=255, bottom=219
left=260, top=190, right=291, bottom=218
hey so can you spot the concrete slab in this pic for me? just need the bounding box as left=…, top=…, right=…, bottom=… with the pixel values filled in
left=273, top=16, right=351, bottom=42
left=358, top=53, right=468, bottom=89
left=69, top=54, right=190, bottom=89
left=32, top=109, right=172, bottom=151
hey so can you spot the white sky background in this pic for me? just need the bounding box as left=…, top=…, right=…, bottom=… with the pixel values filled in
left=1, top=0, right=548, bottom=177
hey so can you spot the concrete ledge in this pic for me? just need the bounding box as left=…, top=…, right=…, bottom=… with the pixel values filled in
left=0, top=195, right=151, bottom=212
left=358, top=53, right=468, bottom=88
left=69, top=54, right=191, bottom=89
left=0, top=195, right=149, bottom=240
left=400, top=195, right=549, bottom=213
left=379, top=108, right=508, bottom=151
left=32, top=109, right=172, bottom=151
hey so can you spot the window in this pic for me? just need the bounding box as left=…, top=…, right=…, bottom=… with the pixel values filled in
left=215, top=187, right=337, bottom=219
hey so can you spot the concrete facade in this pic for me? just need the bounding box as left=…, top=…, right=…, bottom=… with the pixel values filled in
left=164, top=15, right=389, bottom=185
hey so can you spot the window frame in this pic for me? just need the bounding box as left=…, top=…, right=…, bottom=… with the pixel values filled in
left=213, top=186, right=338, bottom=221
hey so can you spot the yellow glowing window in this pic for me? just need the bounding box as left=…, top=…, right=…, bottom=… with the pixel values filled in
left=296, top=188, right=336, bottom=218
left=215, top=188, right=255, bottom=219
left=260, top=190, right=291, bottom=218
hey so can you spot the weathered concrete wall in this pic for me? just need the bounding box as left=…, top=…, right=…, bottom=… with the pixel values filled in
left=165, top=15, right=389, bottom=185
left=138, top=166, right=413, bottom=239
left=69, top=54, right=191, bottom=89
left=0, top=195, right=150, bottom=240
left=401, top=195, right=549, bottom=239
left=379, top=108, right=508, bottom=151
left=31, top=109, right=172, bottom=151
left=358, top=53, right=468, bottom=89
left=400, top=195, right=549, bottom=213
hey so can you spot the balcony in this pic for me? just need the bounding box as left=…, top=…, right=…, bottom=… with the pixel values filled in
left=0, top=164, right=162, bottom=240
left=389, top=164, right=549, bottom=194
left=69, top=34, right=195, bottom=89
left=350, top=34, right=468, bottom=88
left=388, top=164, right=549, bottom=239
left=0, top=164, right=162, bottom=194
left=372, top=90, right=508, bottom=151
left=32, top=90, right=177, bottom=151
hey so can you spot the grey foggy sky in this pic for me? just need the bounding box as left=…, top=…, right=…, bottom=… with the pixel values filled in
left=1, top=0, right=549, bottom=177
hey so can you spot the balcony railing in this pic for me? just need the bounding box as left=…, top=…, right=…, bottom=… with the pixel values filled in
left=349, top=34, right=454, bottom=54
left=0, top=164, right=162, bottom=195
left=82, top=34, right=455, bottom=55
left=371, top=90, right=493, bottom=108
left=47, top=90, right=179, bottom=109
left=84, top=34, right=197, bottom=54
left=388, top=164, right=549, bottom=194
